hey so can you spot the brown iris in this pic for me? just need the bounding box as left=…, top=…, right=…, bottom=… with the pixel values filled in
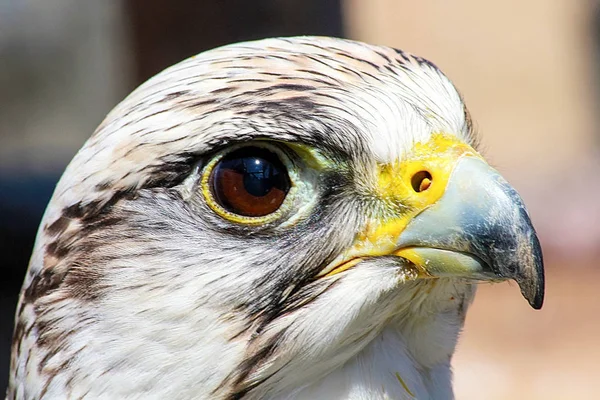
left=210, top=147, right=291, bottom=217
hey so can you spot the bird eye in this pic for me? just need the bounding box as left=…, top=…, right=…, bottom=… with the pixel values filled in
left=207, top=146, right=291, bottom=218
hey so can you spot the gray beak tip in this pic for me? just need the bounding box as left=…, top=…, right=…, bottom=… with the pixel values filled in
left=516, top=235, right=545, bottom=310
left=518, top=277, right=544, bottom=310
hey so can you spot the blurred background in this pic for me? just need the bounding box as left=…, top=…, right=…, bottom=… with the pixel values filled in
left=1, top=0, right=598, bottom=398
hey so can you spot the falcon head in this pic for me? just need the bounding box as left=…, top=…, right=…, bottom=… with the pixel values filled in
left=9, top=37, right=544, bottom=400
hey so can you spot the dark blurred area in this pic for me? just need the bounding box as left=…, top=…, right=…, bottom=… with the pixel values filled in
left=2, top=0, right=599, bottom=398
left=125, top=0, right=343, bottom=87
left=0, top=0, right=343, bottom=393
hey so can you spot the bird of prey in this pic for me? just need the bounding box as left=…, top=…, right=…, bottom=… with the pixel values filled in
left=7, top=36, right=544, bottom=400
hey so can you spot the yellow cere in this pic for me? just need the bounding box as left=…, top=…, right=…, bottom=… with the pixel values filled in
left=375, top=133, right=480, bottom=210
left=322, top=133, right=482, bottom=277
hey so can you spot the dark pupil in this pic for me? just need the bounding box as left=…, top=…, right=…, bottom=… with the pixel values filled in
left=241, top=157, right=280, bottom=196
left=220, top=148, right=287, bottom=196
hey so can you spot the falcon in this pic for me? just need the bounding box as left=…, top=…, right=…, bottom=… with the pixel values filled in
left=7, top=36, right=544, bottom=400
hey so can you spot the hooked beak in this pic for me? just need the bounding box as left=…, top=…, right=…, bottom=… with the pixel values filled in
left=320, top=134, right=545, bottom=310
left=396, top=156, right=544, bottom=309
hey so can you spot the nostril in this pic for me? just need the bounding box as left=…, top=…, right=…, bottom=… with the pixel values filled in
left=411, top=171, right=432, bottom=193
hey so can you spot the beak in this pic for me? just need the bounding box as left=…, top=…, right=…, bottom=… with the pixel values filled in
left=319, top=135, right=544, bottom=310
left=396, top=156, right=545, bottom=309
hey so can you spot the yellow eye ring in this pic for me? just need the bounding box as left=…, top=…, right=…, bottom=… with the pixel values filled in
left=201, top=143, right=296, bottom=225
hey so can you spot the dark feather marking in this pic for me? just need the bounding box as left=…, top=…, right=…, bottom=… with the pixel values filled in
left=333, top=51, right=381, bottom=70
left=334, top=64, right=364, bottom=79
left=306, top=52, right=344, bottom=65
left=296, top=41, right=348, bottom=54
left=267, top=83, right=317, bottom=92
left=375, top=49, right=392, bottom=64
left=155, top=135, right=189, bottom=146
left=45, top=216, right=71, bottom=236
left=95, top=180, right=113, bottom=191
left=463, top=102, right=475, bottom=139
left=228, top=78, right=269, bottom=84
left=120, top=113, right=157, bottom=129
left=137, top=128, right=160, bottom=138
left=163, top=122, right=185, bottom=132
left=10, top=319, right=26, bottom=367
left=221, top=331, right=286, bottom=399
left=210, top=86, right=238, bottom=95
left=188, top=98, right=220, bottom=108
left=384, top=64, right=397, bottom=74
left=295, top=68, right=337, bottom=79
left=279, top=278, right=341, bottom=316
left=275, top=75, right=336, bottom=87
left=145, top=152, right=197, bottom=188
left=24, top=270, right=66, bottom=304
left=62, top=203, right=87, bottom=219
left=304, top=54, right=339, bottom=69
left=262, top=54, right=296, bottom=62
left=393, top=48, right=413, bottom=64
left=45, top=241, right=70, bottom=259
left=223, top=63, right=260, bottom=69
left=161, top=90, right=191, bottom=101
left=413, top=55, right=439, bottom=71
left=347, top=67, right=381, bottom=82
left=242, top=97, right=319, bottom=117
left=257, top=72, right=283, bottom=77
left=92, top=102, right=145, bottom=138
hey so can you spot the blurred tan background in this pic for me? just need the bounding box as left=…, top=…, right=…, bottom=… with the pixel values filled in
left=1, top=0, right=598, bottom=398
